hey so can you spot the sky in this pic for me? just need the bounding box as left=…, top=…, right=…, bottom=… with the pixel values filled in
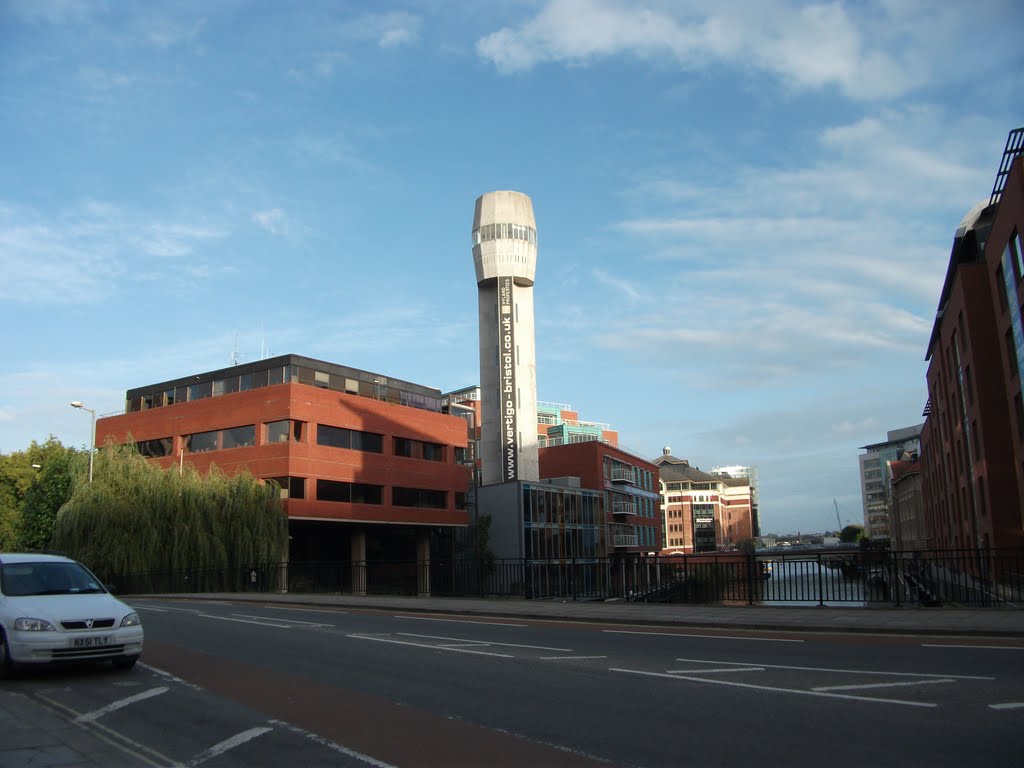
left=2, top=0, right=1023, bottom=536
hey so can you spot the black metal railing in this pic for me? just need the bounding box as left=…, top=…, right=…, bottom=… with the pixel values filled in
left=112, top=547, right=1024, bottom=608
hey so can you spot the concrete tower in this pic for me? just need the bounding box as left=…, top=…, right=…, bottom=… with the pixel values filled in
left=472, top=191, right=539, bottom=485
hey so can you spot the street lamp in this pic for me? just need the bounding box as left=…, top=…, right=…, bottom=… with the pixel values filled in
left=70, top=401, right=96, bottom=483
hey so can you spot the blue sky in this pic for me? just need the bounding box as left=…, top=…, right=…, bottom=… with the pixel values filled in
left=2, top=0, right=1022, bottom=535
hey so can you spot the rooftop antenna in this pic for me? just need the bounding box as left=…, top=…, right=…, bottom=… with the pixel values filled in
left=231, top=333, right=243, bottom=366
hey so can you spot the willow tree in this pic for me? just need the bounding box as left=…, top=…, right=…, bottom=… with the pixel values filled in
left=52, top=442, right=287, bottom=580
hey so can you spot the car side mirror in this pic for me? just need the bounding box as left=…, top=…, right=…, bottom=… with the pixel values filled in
left=105, top=584, right=119, bottom=595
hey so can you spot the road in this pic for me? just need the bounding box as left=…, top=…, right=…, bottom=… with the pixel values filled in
left=4, top=597, right=1023, bottom=766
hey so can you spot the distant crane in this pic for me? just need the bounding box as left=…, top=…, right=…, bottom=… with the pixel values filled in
left=834, top=499, right=842, bottom=531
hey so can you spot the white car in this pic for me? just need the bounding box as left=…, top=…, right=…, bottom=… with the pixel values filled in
left=0, top=552, right=143, bottom=677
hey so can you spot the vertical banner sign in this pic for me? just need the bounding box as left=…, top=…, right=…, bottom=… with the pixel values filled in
left=499, top=276, right=518, bottom=481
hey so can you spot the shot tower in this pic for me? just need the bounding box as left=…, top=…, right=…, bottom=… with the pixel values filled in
left=472, top=191, right=539, bottom=485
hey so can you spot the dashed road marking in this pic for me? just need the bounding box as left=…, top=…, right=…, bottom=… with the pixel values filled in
left=75, top=687, right=169, bottom=723
left=394, top=615, right=528, bottom=627
left=188, top=725, right=272, bottom=766
left=813, top=679, right=955, bottom=692
left=397, top=632, right=571, bottom=652
left=989, top=702, right=1024, bottom=710
left=198, top=613, right=292, bottom=629
left=604, top=629, right=803, bottom=643
left=611, top=667, right=938, bottom=708
left=348, top=633, right=514, bottom=658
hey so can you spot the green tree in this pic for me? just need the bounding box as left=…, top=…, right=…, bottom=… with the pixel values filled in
left=0, top=438, right=83, bottom=551
left=52, top=442, right=287, bottom=581
left=839, top=524, right=865, bottom=543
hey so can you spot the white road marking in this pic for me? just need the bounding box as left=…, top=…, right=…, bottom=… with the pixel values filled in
left=139, top=662, right=204, bottom=691
left=76, top=687, right=169, bottom=723
left=922, top=644, right=1024, bottom=651
left=989, top=702, right=1024, bottom=710
left=131, top=603, right=200, bottom=613
left=668, top=667, right=765, bottom=674
left=397, top=632, right=572, bottom=652
left=611, top=667, right=937, bottom=708
left=813, top=679, right=955, bottom=692
left=348, top=633, right=514, bottom=658
left=188, top=726, right=272, bottom=766
left=232, top=613, right=331, bottom=627
left=269, top=719, right=398, bottom=767
left=604, top=629, right=803, bottom=643
left=261, top=605, right=348, bottom=615
left=673, top=657, right=994, bottom=680
left=539, top=655, right=608, bottom=660
left=35, top=692, right=176, bottom=767
left=199, top=613, right=292, bottom=628
left=134, top=605, right=169, bottom=612
left=394, top=615, right=528, bottom=627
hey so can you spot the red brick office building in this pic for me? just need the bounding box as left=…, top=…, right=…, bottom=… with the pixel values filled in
left=921, top=128, right=1024, bottom=551
left=96, top=355, right=472, bottom=584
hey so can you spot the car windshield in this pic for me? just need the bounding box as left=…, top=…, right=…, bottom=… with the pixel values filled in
left=0, top=561, right=106, bottom=597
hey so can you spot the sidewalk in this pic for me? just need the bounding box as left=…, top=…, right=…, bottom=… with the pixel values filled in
left=154, top=592, right=1024, bottom=638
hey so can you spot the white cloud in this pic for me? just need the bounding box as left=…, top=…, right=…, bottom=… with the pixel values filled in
left=357, top=12, right=422, bottom=48
left=78, top=66, right=134, bottom=91
left=0, top=200, right=229, bottom=304
left=476, top=0, right=1005, bottom=101
left=251, top=209, right=290, bottom=235
left=593, top=267, right=641, bottom=301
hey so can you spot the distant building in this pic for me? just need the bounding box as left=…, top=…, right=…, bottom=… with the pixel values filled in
left=921, top=127, right=1024, bottom=551
left=655, top=449, right=754, bottom=553
left=538, top=402, right=619, bottom=448
left=711, top=465, right=760, bottom=537
left=96, top=354, right=472, bottom=594
left=889, top=460, right=924, bottom=550
left=859, top=425, right=923, bottom=541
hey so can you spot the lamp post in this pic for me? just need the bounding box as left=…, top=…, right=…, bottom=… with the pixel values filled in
left=70, top=401, right=96, bottom=483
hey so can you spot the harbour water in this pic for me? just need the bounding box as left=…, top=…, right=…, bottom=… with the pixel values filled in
left=757, top=558, right=868, bottom=606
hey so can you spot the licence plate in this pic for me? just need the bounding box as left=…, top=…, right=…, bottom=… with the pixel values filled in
left=73, top=635, right=113, bottom=648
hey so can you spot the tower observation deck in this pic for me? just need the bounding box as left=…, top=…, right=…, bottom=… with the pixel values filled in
left=472, top=191, right=540, bottom=485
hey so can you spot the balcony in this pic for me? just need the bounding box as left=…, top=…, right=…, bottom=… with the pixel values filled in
left=610, top=465, right=635, bottom=484
left=612, top=501, right=637, bottom=516
left=613, top=534, right=638, bottom=548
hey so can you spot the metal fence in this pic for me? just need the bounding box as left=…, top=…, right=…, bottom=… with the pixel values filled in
left=112, top=547, right=1024, bottom=608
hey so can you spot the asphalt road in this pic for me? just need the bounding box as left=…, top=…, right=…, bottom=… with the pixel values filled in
left=5, top=598, right=1023, bottom=767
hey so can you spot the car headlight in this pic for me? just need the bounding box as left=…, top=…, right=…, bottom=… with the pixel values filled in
left=14, top=618, right=56, bottom=631
left=120, top=612, right=141, bottom=628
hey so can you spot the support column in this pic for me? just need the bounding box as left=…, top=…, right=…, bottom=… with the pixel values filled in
left=351, top=529, right=367, bottom=597
left=416, top=530, right=431, bottom=597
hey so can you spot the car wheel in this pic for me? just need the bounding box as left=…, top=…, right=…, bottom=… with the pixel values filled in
left=0, top=631, right=16, bottom=679
left=112, top=655, right=138, bottom=671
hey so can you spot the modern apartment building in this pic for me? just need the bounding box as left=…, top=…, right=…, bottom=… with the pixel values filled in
left=921, top=127, right=1024, bottom=551
left=539, top=440, right=661, bottom=555
left=655, top=450, right=754, bottom=553
left=95, top=354, right=472, bottom=588
left=859, top=425, right=923, bottom=542
left=711, top=465, right=760, bottom=537
left=538, top=402, right=620, bottom=448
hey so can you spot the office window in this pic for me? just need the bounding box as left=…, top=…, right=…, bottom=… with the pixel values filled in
left=221, top=426, right=255, bottom=449
left=316, top=480, right=382, bottom=504
left=185, top=430, right=218, bottom=453
left=317, top=424, right=383, bottom=453
left=188, top=381, right=213, bottom=401
left=267, top=476, right=305, bottom=500
left=996, top=265, right=1009, bottom=313
left=137, top=437, right=172, bottom=458
left=267, top=420, right=304, bottom=443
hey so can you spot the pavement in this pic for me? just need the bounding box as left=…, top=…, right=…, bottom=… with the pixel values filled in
left=4, top=594, right=1023, bottom=767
